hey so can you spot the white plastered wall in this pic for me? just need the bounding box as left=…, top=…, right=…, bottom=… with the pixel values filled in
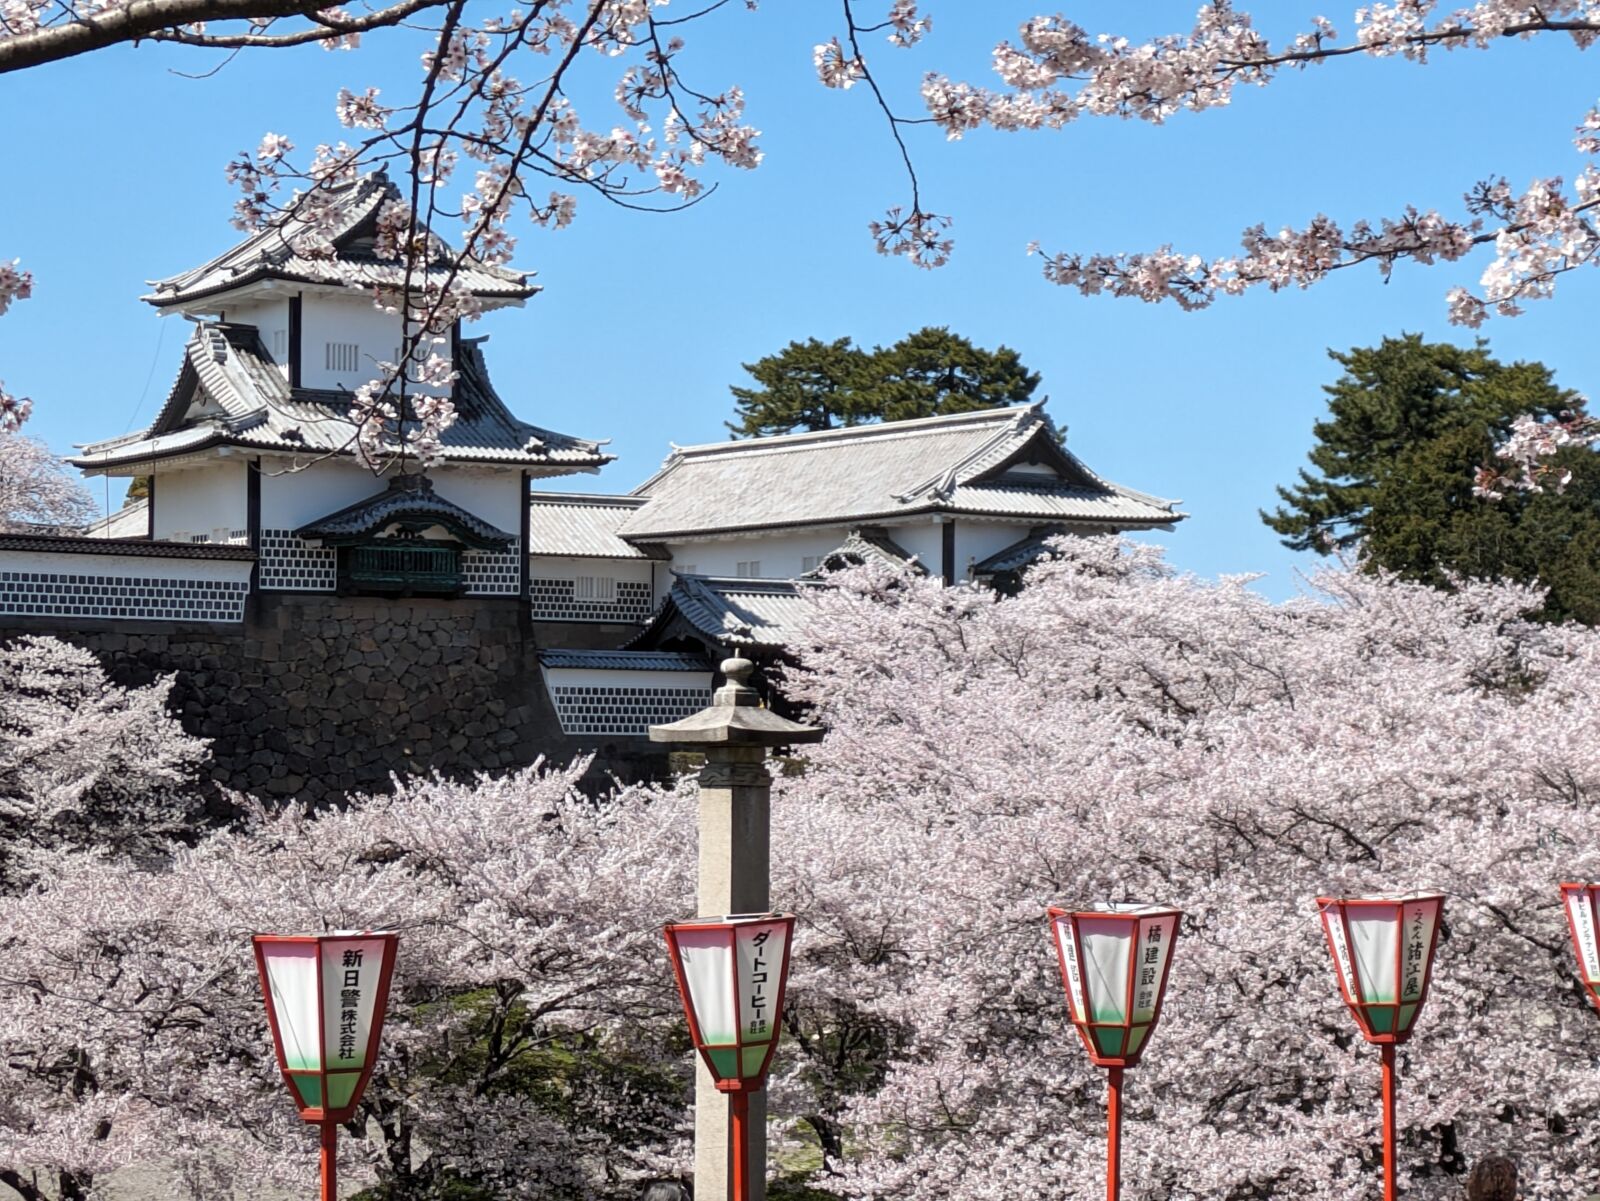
left=529, top=557, right=654, bottom=587
left=152, top=461, right=249, bottom=542
left=954, top=521, right=1046, bottom=580
left=660, top=527, right=853, bottom=579
left=432, top=469, right=524, bottom=536
left=299, top=294, right=451, bottom=392
left=224, top=299, right=291, bottom=376
left=259, top=459, right=386, bottom=530
left=0, top=549, right=253, bottom=584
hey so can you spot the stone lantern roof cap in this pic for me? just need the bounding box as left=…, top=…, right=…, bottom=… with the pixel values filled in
left=648, top=656, right=824, bottom=747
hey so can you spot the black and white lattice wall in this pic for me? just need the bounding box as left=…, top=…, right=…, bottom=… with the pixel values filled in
left=547, top=683, right=712, bottom=737
left=0, top=565, right=250, bottom=623
left=463, top=543, right=522, bottom=596
left=258, top=529, right=337, bottom=591
left=531, top=577, right=653, bottom=623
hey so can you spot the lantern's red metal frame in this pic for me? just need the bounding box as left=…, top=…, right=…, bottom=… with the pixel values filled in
left=1046, top=904, right=1183, bottom=1069
left=662, top=913, right=795, bottom=1095
left=1315, top=894, right=1444, bottom=1201
left=1047, top=904, right=1182, bottom=1201
left=1559, top=883, right=1600, bottom=1012
left=1314, top=895, right=1444, bottom=1046
left=251, top=932, right=400, bottom=1125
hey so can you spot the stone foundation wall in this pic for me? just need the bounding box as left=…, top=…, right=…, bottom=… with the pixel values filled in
left=0, top=593, right=669, bottom=804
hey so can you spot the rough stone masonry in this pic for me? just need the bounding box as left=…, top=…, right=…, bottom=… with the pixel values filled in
left=0, top=592, right=664, bottom=806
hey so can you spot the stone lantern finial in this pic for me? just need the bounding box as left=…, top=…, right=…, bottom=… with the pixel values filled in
left=648, top=654, right=822, bottom=748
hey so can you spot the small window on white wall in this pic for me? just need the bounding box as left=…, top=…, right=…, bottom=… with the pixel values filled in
left=801, top=555, right=822, bottom=574
left=676, top=564, right=697, bottom=576
left=325, top=342, right=360, bottom=372
left=272, top=329, right=288, bottom=363
left=575, top=575, right=617, bottom=601
left=735, top=560, right=761, bottom=578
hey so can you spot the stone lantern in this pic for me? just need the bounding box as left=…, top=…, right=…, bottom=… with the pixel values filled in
left=651, top=656, right=823, bottom=1201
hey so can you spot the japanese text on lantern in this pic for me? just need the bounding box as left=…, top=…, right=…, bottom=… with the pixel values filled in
left=1572, top=894, right=1600, bottom=981
left=1402, top=908, right=1426, bottom=1002
left=1326, top=911, right=1356, bottom=997
left=1057, top=919, right=1084, bottom=1019
left=1134, top=922, right=1164, bottom=1015
left=747, top=930, right=770, bottom=1037
left=339, top=949, right=362, bottom=1061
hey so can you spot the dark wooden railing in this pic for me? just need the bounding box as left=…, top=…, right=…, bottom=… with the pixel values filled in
left=346, top=543, right=461, bottom=593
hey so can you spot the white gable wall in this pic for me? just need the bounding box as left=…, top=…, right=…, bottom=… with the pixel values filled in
left=225, top=299, right=290, bottom=376
left=153, top=461, right=248, bottom=542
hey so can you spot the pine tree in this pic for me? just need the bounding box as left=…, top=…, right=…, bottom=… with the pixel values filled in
left=1264, top=334, right=1600, bottom=623
left=726, top=327, right=1040, bottom=438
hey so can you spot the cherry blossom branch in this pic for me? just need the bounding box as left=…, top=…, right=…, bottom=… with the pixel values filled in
left=815, top=2, right=950, bottom=268
left=143, top=0, right=436, bottom=50
left=0, top=0, right=411, bottom=71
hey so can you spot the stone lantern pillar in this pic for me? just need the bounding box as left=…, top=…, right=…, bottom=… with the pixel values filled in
left=650, top=654, right=824, bottom=1201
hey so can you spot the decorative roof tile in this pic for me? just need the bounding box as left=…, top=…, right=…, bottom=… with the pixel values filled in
left=804, top=526, right=926, bottom=577
left=528, top=493, right=670, bottom=559
left=617, top=404, right=1182, bottom=540
left=298, top=475, right=515, bottom=548
left=143, top=171, right=536, bottom=310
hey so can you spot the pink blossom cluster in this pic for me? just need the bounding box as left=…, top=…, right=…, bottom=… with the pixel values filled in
left=1474, top=409, right=1600, bottom=498
left=0, top=635, right=208, bottom=891
left=0, top=756, right=694, bottom=1198
left=902, top=4, right=1600, bottom=316
left=0, top=259, right=33, bottom=432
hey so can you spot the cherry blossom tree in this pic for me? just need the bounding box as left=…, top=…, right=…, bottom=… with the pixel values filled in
left=0, top=635, right=209, bottom=892
left=7, top=545, right=1600, bottom=1199
left=0, top=432, right=94, bottom=532
left=763, top=542, right=1600, bottom=1200
left=0, top=761, right=697, bottom=1201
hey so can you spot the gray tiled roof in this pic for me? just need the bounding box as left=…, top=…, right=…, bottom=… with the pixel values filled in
left=71, top=324, right=611, bottom=473
left=298, top=475, right=515, bottom=548
left=617, top=405, right=1183, bottom=540
left=538, top=648, right=711, bottom=672
left=0, top=532, right=255, bottom=560
left=630, top=574, right=820, bottom=650
left=84, top=499, right=149, bottom=540
left=144, top=171, right=535, bottom=309
left=528, top=493, right=670, bottom=560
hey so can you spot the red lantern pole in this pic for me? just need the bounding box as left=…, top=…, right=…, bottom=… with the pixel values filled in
left=1380, top=1045, right=1397, bottom=1201
left=729, top=1090, right=751, bottom=1201
left=319, top=1122, right=338, bottom=1201
left=1105, top=1065, right=1124, bottom=1201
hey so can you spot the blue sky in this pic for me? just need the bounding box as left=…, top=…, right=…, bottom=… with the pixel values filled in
left=3, top=3, right=1598, bottom=597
